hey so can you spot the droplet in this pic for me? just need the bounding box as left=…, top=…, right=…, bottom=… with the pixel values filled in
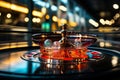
left=44, top=39, right=52, bottom=47
left=53, top=41, right=61, bottom=49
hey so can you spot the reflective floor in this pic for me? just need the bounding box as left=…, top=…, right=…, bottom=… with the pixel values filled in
left=0, top=47, right=120, bottom=80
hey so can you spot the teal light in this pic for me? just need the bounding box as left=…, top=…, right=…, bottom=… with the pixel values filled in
left=42, top=22, right=50, bottom=32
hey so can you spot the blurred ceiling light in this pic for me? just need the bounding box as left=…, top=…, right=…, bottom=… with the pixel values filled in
left=61, top=0, right=68, bottom=4
left=75, top=6, right=79, bottom=12
left=0, top=1, right=43, bottom=18
left=24, top=17, right=29, bottom=22
left=59, top=5, right=67, bottom=11
left=99, top=19, right=105, bottom=25
left=52, top=16, right=58, bottom=22
left=10, top=4, right=28, bottom=13
left=41, top=7, right=46, bottom=15
left=113, top=4, right=119, bottom=9
left=51, top=5, right=58, bottom=11
left=34, top=0, right=50, bottom=8
left=0, top=13, right=1, bottom=16
left=114, top=13, right=120, bottom=20
left=32, top=10, right=43, bottom=18
left=89, top=19, right=99, bottom=27
left=7, top=13, right=11, bottom=18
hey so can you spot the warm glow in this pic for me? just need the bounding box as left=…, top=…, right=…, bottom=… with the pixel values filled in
left=59, top=5, right=67, bottom=11
left=99, top=27, right=119, bottom=32
left=10, top=4, right=28, bottom=13
left=52, top=16, right=58, bottom=22
left=41, top=7, right=46, bottom=15
left=32, top=10, right=43, bottom=18
left=113, top=4, right=119, bottom=9
left=105, top=42, right=112, bottom=47
left=100, top=19, right=115, bottom=25
left=99, top=42, right=104, bottom=47
left=36, top=18, right=41, bottom=23
left=69, top=22, right=77, bottom=27
left=89, top=19, right=99, bottom=27
left=46, top=15, right=50, bottom=19
left=24, top=17, right=29, bottom=22
left=105, top=20, right=110, bottom=25
left=0, top=42, right=28, bottom=50
left=41, top=35, right=46, bottom=38
left=32, top=17, right=40, bottom=23
left=114, top=13, right=120, bottom=20
left=60, top=19, right=67, bottom=24
left=52, top=23, right=57, bottom=31
left=7, top=13, right=12, bottom=18
left=110, top=19, right=115, bottom=24
left=111, top=56, right=118, bottom=67
left=0, top=1, right=43, bottom=18
left=99, top=19, right=105, bottom=25
left=100, top=12, right=106, bottom=17
left=11, top=28, right=28, bottom=32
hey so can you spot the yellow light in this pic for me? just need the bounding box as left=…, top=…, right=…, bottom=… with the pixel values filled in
left=0, top=1, right=43, bottom=18
left=32, top=10, right=43, bottom=18
left=24, top=17, right=29, bottom=22
left=52, top=16, right=58, bottom=22
left=11, top=4, right=28, bottom=13
left=0, top=1, right=11, bottom=9
left=46, top=15, right=50, bottom=19
left=105, top=20, right=110, bottom=25
left=61, top=19, right=67, bottom=24
left=32, top=17, right=37, bottom=23
left=111, top=56, right=118, bottom=67
left=113, top=4, right=119, bottom=9
left=41, top=35, right=46, bottom=38
left=69, top=22, right=77, bottom=27
left=7, top=13, right=11, bottom=18
left=99, top=42, right=104, bottom=47
left=0, top=13, right=1, bottom=16
left=41, top=7, right=46, bottom=15
left=99, top=19, right=105, bottom=25
left=114, top=13, right=120, bottom=20
left=110, top=19, right=115, bottom=24
left=59, top=5, right=67, bottom=11
left=36, top=18, right=41, bottom=23
left=105, top=42, right=112, bottom=47
left=52, top=23, right=57, bottom=31
left=89, top=19, right=99, bottom=27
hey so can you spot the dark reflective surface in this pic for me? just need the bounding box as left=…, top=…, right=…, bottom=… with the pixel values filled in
left=0, top=47, right=120, bottom=79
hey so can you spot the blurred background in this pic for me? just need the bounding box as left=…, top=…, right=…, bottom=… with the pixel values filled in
left=0, top=0, right=120, bottom=51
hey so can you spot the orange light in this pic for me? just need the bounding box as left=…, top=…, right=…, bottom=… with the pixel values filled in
left=69, top=22, right=77, bottom=27
left=46, top=15, right=50, bottom=19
